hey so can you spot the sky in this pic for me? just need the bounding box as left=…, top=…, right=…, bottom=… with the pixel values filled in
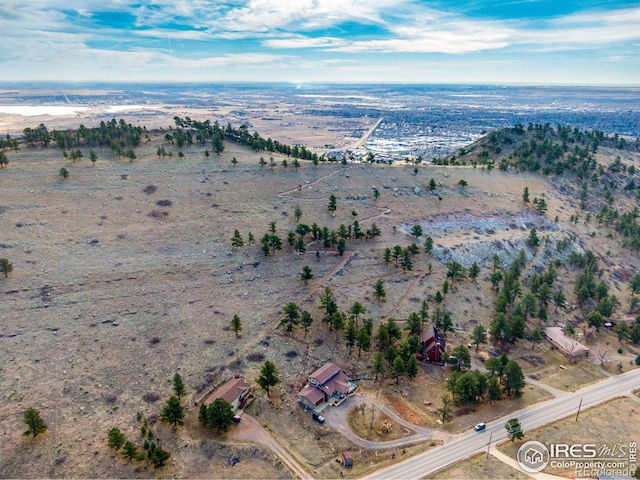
left=1, top=0, right=639, bottom=85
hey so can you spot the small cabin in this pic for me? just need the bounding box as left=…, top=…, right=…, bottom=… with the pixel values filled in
left=342, top=451, right=353, bottom=468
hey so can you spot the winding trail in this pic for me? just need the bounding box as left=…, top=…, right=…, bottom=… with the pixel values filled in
left=319, top=394, right=449, bottom=450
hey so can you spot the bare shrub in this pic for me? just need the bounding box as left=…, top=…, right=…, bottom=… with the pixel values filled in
left=148, top=210, right=168, bottom=218
left=454, top=405, right=476, bottom=417
left=313, top=337, right=324, bottom=346
left=204, top=339, right=215, bottom=345
left=149, top=336, right=160, bottom=345
left=143, top=185, right=157, bottom=195
left=104, top=393, right=118, bottom=404
left=156, top=199, right=173, bottom=207
left=247, top=352, right=265, bottom=362
left=142, top=391, right=160, bottom=403
left=146, top=412, right=158, bottom=425
left=285, top=350, right=298, bottom=358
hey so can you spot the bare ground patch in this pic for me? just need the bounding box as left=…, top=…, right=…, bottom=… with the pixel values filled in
left=432, top=452, right=529, bottom=480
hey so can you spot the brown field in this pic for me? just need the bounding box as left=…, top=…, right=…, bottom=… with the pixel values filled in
left=1, top=112, right=639, bottom=479
left=498, top=396, right=640, bottom=476
left=432, top=452, right=530, bottom=480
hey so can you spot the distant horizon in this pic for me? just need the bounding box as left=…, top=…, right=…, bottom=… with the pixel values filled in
left=1, top=1, right=639, bottom=85
left=1, top=81, right=639, bottom=89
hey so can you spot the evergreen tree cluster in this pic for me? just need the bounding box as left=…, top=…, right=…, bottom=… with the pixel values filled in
left=224, top=123, right=321, bottom=162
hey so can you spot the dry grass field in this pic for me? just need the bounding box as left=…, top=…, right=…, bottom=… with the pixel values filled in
left=498, top=396, right=640, bottom=476
left=1, top=116, right=639, bottom=479
left=432, top=452, right=529, bottom=480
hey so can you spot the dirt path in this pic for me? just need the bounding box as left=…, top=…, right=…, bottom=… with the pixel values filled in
left=277, top=164, right=393, bottom=225
left=490, top=448, right=568, bottom=480
left=227, top=414, right=313, bottom=479
left=320, top=394, right=449, bottom=450
left=470, top=357, right=569, bottom=399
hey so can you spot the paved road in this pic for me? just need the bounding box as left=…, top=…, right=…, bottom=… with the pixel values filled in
left=362, top=368, right=640, bottom=480
left=352, top=118, right=383, bottom=149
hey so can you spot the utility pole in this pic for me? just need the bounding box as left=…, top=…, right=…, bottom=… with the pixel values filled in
left=486, top=431, right=493, bottom=459
left=575, top=397, right=583, bottom=421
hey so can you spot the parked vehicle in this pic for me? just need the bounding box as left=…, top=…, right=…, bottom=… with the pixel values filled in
left=312, top=412, right=325, bottom=424
left=232, top=415, right=241, bottom=423
left=474, top=422, right=486, bottom=431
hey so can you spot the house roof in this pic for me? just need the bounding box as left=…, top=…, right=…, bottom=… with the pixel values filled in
left=310, top=362, right=342, bottom=385
left=420, top=325, right=436, bottom=343
left=320, top=370, right=353, bottom=395
left=544, top=327, right=589, bottom=355
left=298, top=385, right=325, bottom=404
left=208, top=377, right=249, bottom=405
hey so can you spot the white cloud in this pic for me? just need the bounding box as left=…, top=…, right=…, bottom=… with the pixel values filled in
left=264, top=36, right=346, bottom=49
left=517, top=6, right=640, bottom=48
left=169, top=53, right=287, bottom=69
left=217, top=0, right=405, bottom=33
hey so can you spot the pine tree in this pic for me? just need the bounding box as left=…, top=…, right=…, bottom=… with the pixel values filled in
left=300, top=310, right=313, bottom=335
left=301, top=265, right=313, bottom=284
left=373, top=352, right=385, bottom=381
left=23, top=408, right=47, bottom=438
left=407, top=355, right=419, bottom=379
left=471, top=325, right=487, bottom=351
left=0, top=258, right=13, bottom=278
left=373, top=280, right=386, bottom=301
left=257, top=361, right=279, bottom=398
left=487, top=376, right=502, bottom=403
left=107, top=427, right=126, bottom=450
left=505, top=418, right=524, bottom=441
left=122, top=441, right=138, bottom=460
left=328, top=194, right=337, bottom=214
left=281, top=302, right=300, bottom=332
left=149, top=445, right=171, bottom=468
left=231, top=314, right=242, bottom=338
left=160, top=396, right=185, bottom=426
left=173, top=373, right=186, bottom=399
left=345, top=320, right=357, bottom=355
left=204, top=398, right=234, bottom=432
left=393, top=356, right=406, bottom=384
left=502, top=361, right=525, bottom=397
left=419, top=300, right=429, bottom=323
left=231, top=229, right=244, bottom=249
left=424, top=236, right=434, bottom=255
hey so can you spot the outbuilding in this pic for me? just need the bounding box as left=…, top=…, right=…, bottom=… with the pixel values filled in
left=342, top=451, right=353, bottom=468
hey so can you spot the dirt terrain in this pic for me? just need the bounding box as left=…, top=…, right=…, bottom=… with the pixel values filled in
left=1, top=117, right=639, bottom=479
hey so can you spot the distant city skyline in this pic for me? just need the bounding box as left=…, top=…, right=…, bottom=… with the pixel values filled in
left=1, top=0, right=639, bottom=85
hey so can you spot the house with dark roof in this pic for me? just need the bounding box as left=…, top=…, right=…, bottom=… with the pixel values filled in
left=207, top=376, right=251, bottom=412
left=297, top=363, right=357, bottom=410
left=417, top=325, right=446, bottom=364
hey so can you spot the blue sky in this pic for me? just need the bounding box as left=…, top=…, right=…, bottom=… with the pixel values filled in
left=1, top=0, right=639, bottom=84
